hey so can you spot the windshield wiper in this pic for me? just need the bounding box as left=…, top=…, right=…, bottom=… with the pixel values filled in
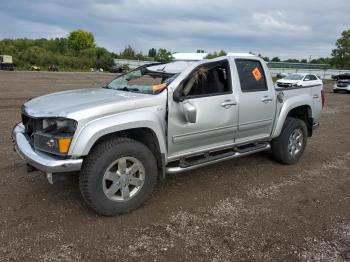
left=102, top=85, right=140, bottom=92
left=116, top=86, right=140, bottom=92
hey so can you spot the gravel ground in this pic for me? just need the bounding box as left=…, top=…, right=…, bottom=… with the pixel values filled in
left=0, top=71, right=350, bottom=261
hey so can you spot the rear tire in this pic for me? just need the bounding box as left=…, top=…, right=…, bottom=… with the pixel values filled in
left=333, top=90, right=338, bottom=93
left=79, top=137, right=158, bottom=216
left=271, top=117, right=308, bottom=165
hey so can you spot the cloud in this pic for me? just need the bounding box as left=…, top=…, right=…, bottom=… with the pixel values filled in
left=252, top=13, right=310, bottom=35
left=0, top=0, right=349, bottom=59
left=0, top=10, right=68, bottom=39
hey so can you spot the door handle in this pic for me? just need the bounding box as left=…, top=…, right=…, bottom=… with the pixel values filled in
left=261, top=97, right=273, bottom=103
left=221, top=100, right=237, bottom=108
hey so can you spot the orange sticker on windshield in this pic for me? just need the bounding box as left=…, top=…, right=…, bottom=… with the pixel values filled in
left=252, top=67, right=262, bottom=81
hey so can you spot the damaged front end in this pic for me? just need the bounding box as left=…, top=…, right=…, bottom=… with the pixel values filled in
left=12, top=110, right=83, bottom=184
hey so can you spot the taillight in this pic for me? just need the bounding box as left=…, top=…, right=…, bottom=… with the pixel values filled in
left=321, top=90, right=325, bottom=108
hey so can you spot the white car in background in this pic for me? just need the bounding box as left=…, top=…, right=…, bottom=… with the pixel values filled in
left=333, top=74, right=350, bottom=93
left=276, top=73, right=323, bottom=89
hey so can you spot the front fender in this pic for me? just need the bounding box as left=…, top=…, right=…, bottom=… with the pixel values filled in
left=271, top=93, right=312, bottom=138
left=68, top=110, right=167, bottom=157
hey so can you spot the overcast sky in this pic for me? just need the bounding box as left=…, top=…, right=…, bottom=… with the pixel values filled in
left=0, top=0, right=349, bottom=59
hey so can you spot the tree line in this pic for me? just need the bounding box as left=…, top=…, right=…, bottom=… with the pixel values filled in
left=0, top=29, right=349, bottom=71
left=260, top=56, right=332, bottom=65
left=198, top=30, right=350, bottom=69
left=0, top=30, right=112, bottom=71
left=0, top=29, right=173, bottom=71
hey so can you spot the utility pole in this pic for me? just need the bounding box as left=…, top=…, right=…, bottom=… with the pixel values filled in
left=308, top=55, right=312, bottom=63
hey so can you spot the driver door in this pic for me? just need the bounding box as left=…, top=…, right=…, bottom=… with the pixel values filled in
left=167, top=59, right=239, bottom=160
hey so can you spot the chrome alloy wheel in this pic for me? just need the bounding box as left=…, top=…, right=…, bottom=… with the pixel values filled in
left=288, top=129, right=303, bottom=157
left=102, top=157, right=145, bottom=202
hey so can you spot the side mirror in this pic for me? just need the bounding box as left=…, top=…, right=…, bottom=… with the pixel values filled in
left=182, top=101, right=197, bottom=123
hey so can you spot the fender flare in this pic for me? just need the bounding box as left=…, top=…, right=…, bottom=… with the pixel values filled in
left=271, top=94, right=313, bottom=138
left=68, top=111, right=167, bottom=157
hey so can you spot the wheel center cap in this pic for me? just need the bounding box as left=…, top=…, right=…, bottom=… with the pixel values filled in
left=120, top=175, right=128, bottom=186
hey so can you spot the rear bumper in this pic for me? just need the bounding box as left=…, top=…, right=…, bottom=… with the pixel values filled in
left=11, top=123, right=83, bottom=173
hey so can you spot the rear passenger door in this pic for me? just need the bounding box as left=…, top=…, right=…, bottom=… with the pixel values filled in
left=234, top=59, right=276, bottom=143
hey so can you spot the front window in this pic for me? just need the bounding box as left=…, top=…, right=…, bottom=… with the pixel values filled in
left=284, top=74, right=304, bottom=80
left=105, top=65, right=177, bottom=95
left=179, top=60, right=231, bottom=98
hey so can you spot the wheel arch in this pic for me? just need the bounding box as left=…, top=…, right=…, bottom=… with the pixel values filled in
left=90, top=127, right=164, bottom=175
left=69, top=112, right=167, bottom=158
left=286, top=105, right=313, bottom=136
left=272, top=96, right=314, bottom=138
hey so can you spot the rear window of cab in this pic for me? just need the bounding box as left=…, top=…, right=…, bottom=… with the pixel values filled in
left=235, top=59, right=267, bottom=92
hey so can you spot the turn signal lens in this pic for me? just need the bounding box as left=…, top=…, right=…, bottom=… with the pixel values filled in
left=58, top=138, right=72, bottom=154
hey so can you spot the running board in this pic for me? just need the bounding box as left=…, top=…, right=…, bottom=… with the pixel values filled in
left=166, top=143, right=271, bottom=174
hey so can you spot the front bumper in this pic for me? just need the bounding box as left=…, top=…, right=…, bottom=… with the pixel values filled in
left=333, top=85, right=350, bottom=91
left=11, top=123, right=83, bottom=173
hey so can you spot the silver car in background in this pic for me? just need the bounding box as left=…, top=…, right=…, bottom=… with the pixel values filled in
left=333, top=73, right=350, bottom=93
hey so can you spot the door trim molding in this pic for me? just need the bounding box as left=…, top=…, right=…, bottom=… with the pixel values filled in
left=172, top=125, right=238, bottom=144
left=238, top=118, right=273, bottom=131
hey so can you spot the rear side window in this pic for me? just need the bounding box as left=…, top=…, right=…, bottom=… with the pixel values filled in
left=235, top=59, right=267, bottom=92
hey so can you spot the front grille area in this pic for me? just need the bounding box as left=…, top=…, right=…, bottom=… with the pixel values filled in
left=337, top=84, right=348, bottom=87
left=21, top=114, right=43, bottom=140
left=277, top=82, right=292, bottom=88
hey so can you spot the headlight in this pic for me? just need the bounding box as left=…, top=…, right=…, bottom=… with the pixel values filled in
left=42, top=118, right=77, bottom=133
left=33, top=118, right=77, bottom=155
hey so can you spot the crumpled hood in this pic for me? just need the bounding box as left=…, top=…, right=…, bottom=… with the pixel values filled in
left=22, top=88, right=157, bottom=120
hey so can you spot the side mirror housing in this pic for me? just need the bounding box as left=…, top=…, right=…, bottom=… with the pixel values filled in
left=182, top=101, right=197, bottom=123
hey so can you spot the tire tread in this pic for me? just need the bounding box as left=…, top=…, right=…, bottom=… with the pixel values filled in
left=79, top=137, right=157, bottom=216
left=271, top=117, right=307, bottom=165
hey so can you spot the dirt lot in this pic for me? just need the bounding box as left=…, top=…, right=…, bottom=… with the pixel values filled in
left=1, top=71, right=350, bottom=261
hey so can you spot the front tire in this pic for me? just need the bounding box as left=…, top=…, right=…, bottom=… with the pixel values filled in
left=79, top=137, right=158, bottom=216
left=271, top=117, right=308, bottom=165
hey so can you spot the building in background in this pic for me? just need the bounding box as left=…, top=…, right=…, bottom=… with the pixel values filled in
left=0, top=55, right=14, bottom=71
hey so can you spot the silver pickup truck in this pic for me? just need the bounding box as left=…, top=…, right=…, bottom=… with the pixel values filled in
left=12, top=55, right=324, bottom=216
